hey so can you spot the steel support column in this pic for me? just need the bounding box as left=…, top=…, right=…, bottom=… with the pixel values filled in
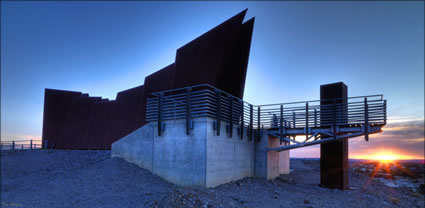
left=320, top=82, right=349, bottom=190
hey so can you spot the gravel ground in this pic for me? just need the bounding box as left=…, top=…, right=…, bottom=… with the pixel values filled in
left=1, top=150, right=423, bottom=208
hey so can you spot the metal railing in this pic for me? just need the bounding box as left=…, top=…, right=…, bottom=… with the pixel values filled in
left=147, top=84, right=257, bottom=139
left=256, top=95, right=386, bottom=129
left=0, top=140, right=43, bottom=150
left=146, top=84, right=387, bottom=144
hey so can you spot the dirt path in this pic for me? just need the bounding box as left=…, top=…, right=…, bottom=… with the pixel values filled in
left=1, top=150, right=423, bottom=208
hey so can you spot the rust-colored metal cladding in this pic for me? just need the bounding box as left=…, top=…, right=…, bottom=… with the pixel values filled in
left=320, top=82, right=349, bottom=190
left=42, top=89, right=82, bottom=149
left=55, top=96, right=102, bottom=149
left=216, top=17, right=254, bottom=98
left=81, top=100, right=115, bottom=150
left=135, top=64, right=175, bottom=128
left=103, top=85, right=144, bottom=149
left=41, top=10, right=255, bottom=149
left=172, top=9, right=254, bottom=98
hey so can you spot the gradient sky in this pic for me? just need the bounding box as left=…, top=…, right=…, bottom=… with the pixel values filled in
left=1, top=1, right=424, bottom=159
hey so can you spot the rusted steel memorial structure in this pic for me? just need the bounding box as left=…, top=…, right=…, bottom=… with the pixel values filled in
left=42, top=10, right=387, bottom=189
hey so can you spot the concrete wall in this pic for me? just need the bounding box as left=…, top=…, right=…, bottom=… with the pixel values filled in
left=112, top=117, right=289, bottom=187
left=279, top=150, right=290, bottom=174
left=111, top=123, right=154, bottom=172
left=255, top=132, right=290, bottom=180
left=205, top=118, right=254, bottom=188
left=152, top=118, right=207, bottom=186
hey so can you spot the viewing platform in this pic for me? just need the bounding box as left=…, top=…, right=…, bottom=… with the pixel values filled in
left=146, top=84, right=387, bottom=151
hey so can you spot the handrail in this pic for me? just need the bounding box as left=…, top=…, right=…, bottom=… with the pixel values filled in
left=146, top=84, right=387, bottom=140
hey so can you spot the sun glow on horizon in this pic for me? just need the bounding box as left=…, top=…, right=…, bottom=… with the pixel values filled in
left=351, top=150, right=419, bottom=162
left=369, top=154, right=397, bottom=163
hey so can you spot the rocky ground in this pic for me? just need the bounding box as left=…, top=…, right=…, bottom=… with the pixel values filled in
left=1, top=150, right=424, bottom=208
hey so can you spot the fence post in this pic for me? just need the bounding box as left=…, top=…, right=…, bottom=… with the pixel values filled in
left=12, top=140, right=15, bottom=150
left=30, top=140, right=33, bottom=150
left=22, top=144, right=24, bottom=150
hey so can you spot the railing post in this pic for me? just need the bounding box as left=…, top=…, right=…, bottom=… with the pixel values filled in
left=306, top=102, right=309, bottom=140
left=216, top=90, right=221, bottom=136
left=12, top=140, right=15, bottom=150
left=22, top=144, right=24, bottom=150
left=257, top=106, right=261, bottom=141
left=364, top=97, right=369, bottom=141
left=240, top=101, right=244, bottom=140
left=186, top=88, right=192, bottom=135
left=229, top=97, right=233, bottom=138
left=314, top=108, right=317, bottom=127
left=333, top=99, right=337, bottom=139
left=280, top=104, right=283, bottom=145
left=158, top=93, right=163, bottom=136
left=249, top=104, right=253, bottom=141
left=30, top=140, right=33, bottom=150
left=383, top=100, right=387, bottom=125
left=292, top=111, right=296, bottom=128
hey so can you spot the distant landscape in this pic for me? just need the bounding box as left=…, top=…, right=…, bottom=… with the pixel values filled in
left=294, top=157, right=424, bottom=193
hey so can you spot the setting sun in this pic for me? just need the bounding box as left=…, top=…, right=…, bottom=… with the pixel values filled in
left=351, top=150, right=418, bottom=162
left=370, top=154, right=397, bottom=162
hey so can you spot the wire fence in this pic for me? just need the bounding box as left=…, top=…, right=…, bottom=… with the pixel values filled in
left=0, top=140, right=44, bottom=150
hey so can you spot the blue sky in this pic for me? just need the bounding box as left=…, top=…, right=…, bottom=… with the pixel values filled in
left=1, top=1, right=424, bottom=158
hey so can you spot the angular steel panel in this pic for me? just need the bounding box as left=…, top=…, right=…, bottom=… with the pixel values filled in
left=172, top=9, right=253, bottom=98
left=103, top=85, right=144, bottom=149
left=41, top=89, right=82, bottom=149
left=135, top=64, right=174, bottom=128
left=82, top=100, right=115, bottom=149
left=55, top=96, right=101, bottom=149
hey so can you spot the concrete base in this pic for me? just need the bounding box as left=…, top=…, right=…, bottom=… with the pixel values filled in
left=112, top=117, right=289, bottom=187
left=254, top=132, right=290, bottom=180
